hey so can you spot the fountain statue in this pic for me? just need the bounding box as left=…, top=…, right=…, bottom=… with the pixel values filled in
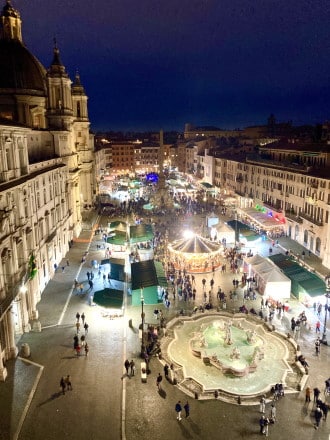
left=230, top=347, right=241, bottom=360
left=224, top=321, right=233, bottom=345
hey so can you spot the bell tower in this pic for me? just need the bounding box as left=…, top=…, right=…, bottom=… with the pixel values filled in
left=0, top=0, right=22, bottom=42
left=46, top=41, right=73, bottom=130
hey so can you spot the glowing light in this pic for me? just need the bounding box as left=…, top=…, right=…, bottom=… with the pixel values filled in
left=183, top=230, right=195, bottom=239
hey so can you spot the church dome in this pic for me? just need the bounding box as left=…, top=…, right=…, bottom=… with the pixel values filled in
left=0, top=39, right=46, bottom=95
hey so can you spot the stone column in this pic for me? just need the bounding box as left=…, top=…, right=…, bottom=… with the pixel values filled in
left=0, top=342, right=8, bottom=381
left=6, top=308, right=18, bottom=358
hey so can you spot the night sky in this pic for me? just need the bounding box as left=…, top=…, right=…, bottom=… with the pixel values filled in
left=16, top=0, right=330, bottom=132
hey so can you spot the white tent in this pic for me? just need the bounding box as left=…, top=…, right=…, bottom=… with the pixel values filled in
left=262, top=268, right=291, bottom=299
left=214, top=222, right=235, bottom=244
left=244, top=255, right=291, bottom=299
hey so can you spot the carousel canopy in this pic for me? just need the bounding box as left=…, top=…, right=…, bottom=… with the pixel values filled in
left=170, top=235, right=221, bottom=254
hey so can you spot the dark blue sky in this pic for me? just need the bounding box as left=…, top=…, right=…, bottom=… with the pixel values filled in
left=17, top=0, right=330, bottom=132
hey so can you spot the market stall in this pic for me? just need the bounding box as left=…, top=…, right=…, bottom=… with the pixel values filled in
left=244, top=254, right=291, bottom=299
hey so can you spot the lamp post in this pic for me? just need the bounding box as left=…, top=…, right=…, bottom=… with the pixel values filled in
left=140, top=287, right=146, bottom=357
left=321, top=275, right=330, bottom=345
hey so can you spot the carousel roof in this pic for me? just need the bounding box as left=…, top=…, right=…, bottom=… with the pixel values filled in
left=170, top=235, right=221, bottom=254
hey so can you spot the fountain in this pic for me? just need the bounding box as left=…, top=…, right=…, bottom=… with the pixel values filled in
left=162, top=313, right=299, bottom=401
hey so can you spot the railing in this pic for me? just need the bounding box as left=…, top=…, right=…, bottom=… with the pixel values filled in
left=299, top=212, right=323, bottom=227
left=285, top=212, right=303, bottom=223
left=262, top=201, right=282, bottom=212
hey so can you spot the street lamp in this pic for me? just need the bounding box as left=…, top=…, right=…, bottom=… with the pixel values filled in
left=321, top=275, right=330, bottom=345
left=140, top=287, right=146, bottom=357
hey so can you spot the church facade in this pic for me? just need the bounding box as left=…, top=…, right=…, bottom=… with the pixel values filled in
left=0, top=0, right=94, bottom=380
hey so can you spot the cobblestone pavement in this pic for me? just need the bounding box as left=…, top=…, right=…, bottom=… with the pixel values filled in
left=0, top=210, right=329, bottom=440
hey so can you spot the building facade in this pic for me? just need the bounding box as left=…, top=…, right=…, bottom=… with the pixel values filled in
left=0, top=0, right=94, bottom=380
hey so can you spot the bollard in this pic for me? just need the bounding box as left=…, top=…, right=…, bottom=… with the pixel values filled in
left=21, top=343, right=30, bottom=358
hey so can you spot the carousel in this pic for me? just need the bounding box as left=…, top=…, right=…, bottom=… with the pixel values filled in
left=168, top=232, right=223, bottom=273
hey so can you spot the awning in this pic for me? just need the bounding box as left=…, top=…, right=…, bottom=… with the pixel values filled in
left=93, top=288, right=124, bottom=309
left=130, top=224, right=154, bottom=243
left=131, top=260, right=166, bottom=290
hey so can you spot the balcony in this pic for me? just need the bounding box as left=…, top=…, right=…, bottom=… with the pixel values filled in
left=285, top=211, right=303, bottom=223
left=262, top=201, right=282, bottom=212
left=299, top=212, right=323, bottom=227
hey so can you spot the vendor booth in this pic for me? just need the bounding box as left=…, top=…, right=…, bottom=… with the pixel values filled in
left=237, top=206, right=286, bottom=236
left=130, top=260, right=167, bottom=305
left=244, top=254, right=291, bottom=299
left=269, top=254, right=326, bottom=307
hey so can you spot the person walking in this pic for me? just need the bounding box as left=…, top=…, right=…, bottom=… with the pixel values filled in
left=60, top=377, right=66, bottom=395
left=315, top=337, right=321, bottom=356
left=81, top=312, right=85, bottom=325
left=270, top=404, right=276, bottom=423
left=260, top=395, right=266, bottom=413
left=314, top=406, right=323, bottom=429
left=315, top=320, right=321, bottom=333
left=75, top=321, right=80, bottom=333
left=184, top=401, right=190, bottom=418
left=84, top=343, right=89, bottom=356
left=313, top=387, right=321, bottom=403
left=130, top=360, right=135, bottom=376
left=259, top=415, right=265, bottom=434
left=65, top=375, right=72, bottom=390
left=156, top=373, right=163, bottom=390
left=164, top=363, right=169, bottom=379
left=84, top=322, right=89, bottom=334
left=263, top=417, right=270, bottom=436
left=305, top=386, right=311, bottom=403
left=75, top=344, right=81, bottom=356
left=76, top=312, right=80, bottom=322
left=175, top=401, right=182, bottom=421
left=124, top=359, right=130, bottom=375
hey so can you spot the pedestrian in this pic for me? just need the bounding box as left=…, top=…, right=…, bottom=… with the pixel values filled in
left=175, top=401, right=182, bottom=421
left=76, top=312, right=80, bottom=322
left=75, top=344, right=81, bottom=356
left=263, top=417, right=270, bottom=436
left=156, top=373, right=163, bottom=390
left=259, top=415, right=265, bottom=434
left=80, top=334, right=85, bottom=346
left=315, top=337, right=321, bottom=355
left=84, top=322, right=89, bottom=334
left=164, top=363, right=169, bottom=379
left=315, top=321, right=321, bottom=333
left=73, top=334, right=79, bottom=349
left=81, top=312, right=85, bottom=325
left=314, top=406, right=323, bottom=429
left=260, top=395, right=266, bottom=413
left=66, top=259, right=70, bottom=266
left=130, top=360, right=135, bottom=376
left=61, top=266, right=65, bottom=273
left=84, top=343, right=89, bottom=356
left=184, top=401, right=190, bottom=418
left=270, top=404, right=276, bottom=423
left=305, top=386, right=311, bottom=403
left=65, top=375, right=72, bottom=390
left=124, top=359, right=130, bottom=375
left=60, top=377, right=66, bottom=395
left=313, top=387, right=320, bottom=403
left=75, top=321, right=80, bottom=333
left=87, top=271, right=90, bottom=280
left=79, top=284, right=83, bottom=294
